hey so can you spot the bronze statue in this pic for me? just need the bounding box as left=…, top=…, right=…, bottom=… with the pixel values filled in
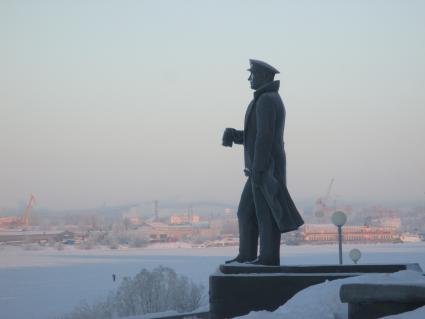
left=222, top=59, right=304, bottom=266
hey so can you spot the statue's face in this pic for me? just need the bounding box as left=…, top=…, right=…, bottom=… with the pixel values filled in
left=248, top=69, right=271, bottom=90
left=248, top=71, right=261, bottom=90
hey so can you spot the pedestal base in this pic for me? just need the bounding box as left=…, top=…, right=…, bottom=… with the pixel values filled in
left=209, top=263, right=422, bottom=319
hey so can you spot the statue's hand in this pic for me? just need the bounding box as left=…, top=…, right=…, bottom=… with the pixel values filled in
left=222, top=128, right=235, bottom=147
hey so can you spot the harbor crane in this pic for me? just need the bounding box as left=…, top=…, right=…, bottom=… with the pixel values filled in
left=314, top=178, right=335, bottom=218
left=22, top=194, right=36, bottom=226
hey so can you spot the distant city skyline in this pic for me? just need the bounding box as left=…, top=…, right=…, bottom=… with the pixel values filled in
left=1, top=1, right=424, bottom=210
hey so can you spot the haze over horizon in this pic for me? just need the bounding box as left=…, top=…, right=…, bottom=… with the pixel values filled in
left=2, top=1, right=424, bottom=210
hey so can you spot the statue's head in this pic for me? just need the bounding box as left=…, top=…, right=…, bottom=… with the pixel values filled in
left=247, top=59, right=279, bottom=90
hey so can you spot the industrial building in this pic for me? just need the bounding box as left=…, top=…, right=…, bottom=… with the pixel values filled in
left=300, top=224, right=401, bottom=243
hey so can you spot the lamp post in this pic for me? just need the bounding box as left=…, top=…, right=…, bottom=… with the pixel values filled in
left=331, top=211, right=347, bottom=265
left=349, top=248, right=362, bottom=264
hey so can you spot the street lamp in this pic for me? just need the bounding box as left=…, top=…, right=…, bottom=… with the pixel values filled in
left=332, top=211, right=347, bottom=265
left=349, top=248, right=362, bottom=264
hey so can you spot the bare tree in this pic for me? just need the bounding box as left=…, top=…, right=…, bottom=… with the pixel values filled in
left=57, top=266, right=205, bottom=319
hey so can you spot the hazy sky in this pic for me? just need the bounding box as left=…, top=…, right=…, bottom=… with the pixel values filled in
left=1, top=0, right=424, bottom=210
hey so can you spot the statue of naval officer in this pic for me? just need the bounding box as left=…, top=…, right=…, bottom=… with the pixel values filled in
left=222, top=59, right=304, bottom=266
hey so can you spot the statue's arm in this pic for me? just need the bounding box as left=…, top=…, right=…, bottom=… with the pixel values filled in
left=233, top=129, right=244, bottom=145
left=252, top=95, right=276, bottom=173
left=222, top=128, right=243, bottom=147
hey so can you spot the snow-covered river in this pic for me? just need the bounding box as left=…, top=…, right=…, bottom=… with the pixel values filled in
left=1, top=243, right=425, bottom=319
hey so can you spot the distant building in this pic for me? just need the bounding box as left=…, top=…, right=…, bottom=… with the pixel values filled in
left=0, top=230, right=77, bottom=245
left=0, top=216, right=21, bottom=227
left=169, top=214, right=200, bottom=225
left=140, top=221, right=194, bottom=241
left=127, top=216, right=141, bottom=225
left=139, top=220, right=216, bottom=242
left=300, top=224, right=401, bottom=243
left=380, top=217, right=402, bottom=229
left=122, top=214, right=141, bottom=225
left=224, top=208, right=234, bottom=214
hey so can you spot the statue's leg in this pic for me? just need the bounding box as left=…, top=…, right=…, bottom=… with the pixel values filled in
left=252, top=184, right=281, bottom=265
left=236, top=178, right=258, bottom=261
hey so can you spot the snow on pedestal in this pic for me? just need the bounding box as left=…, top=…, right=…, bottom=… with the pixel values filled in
left=236, top=270, right=425, bottom=319
left=381, top=306, right=425, bottom=319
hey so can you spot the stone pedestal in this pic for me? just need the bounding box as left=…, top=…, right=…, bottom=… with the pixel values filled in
left=340, top=283, right=425, bottom=319
left=209, top=263, right=422, bottom=319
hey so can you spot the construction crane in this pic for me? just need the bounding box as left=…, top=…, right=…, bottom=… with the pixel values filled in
left=314, top=178, right=334, bottom=219
left=325, top=178, right=334, bottom=202
left=22, top=194, right=36, bottom=226
left=0, top=194, right=36, bottom=228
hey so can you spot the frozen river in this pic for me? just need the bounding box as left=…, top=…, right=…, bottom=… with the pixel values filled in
left=1, top=242, right=425, bottom=319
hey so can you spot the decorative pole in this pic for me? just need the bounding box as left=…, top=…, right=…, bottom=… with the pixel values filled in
left=331, top=211, right=347, bottom=265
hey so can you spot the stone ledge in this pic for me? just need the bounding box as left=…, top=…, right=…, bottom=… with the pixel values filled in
left=340, top=283, right=425, bottom=303
left=340, top=282, right=425, bottom=319
left=220, top=263, right=422, bottom=275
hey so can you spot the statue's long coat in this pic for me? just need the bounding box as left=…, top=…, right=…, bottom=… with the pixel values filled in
left=233, top=80, right=304, bottom=233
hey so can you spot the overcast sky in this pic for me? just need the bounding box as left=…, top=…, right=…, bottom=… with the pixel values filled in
left=1, top=0, right=424, bottom=210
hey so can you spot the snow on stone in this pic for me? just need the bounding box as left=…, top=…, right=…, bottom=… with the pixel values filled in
left=236, top=270, right=425, bottom=319
left=380, top=306, right=425, bottom=319
left=122, top=310, right=178, bottom=319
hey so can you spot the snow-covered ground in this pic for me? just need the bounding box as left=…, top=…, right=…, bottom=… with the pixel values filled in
left=1, top=242, right=425, bottom=319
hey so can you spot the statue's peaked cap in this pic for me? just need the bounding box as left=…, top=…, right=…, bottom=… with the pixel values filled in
left=248, top=59, right=280, bottom=74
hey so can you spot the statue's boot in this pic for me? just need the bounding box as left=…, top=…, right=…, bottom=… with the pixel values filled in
left=244, top=257, right=280, bottom=266
left=224, top=255, right=256, bottom=264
